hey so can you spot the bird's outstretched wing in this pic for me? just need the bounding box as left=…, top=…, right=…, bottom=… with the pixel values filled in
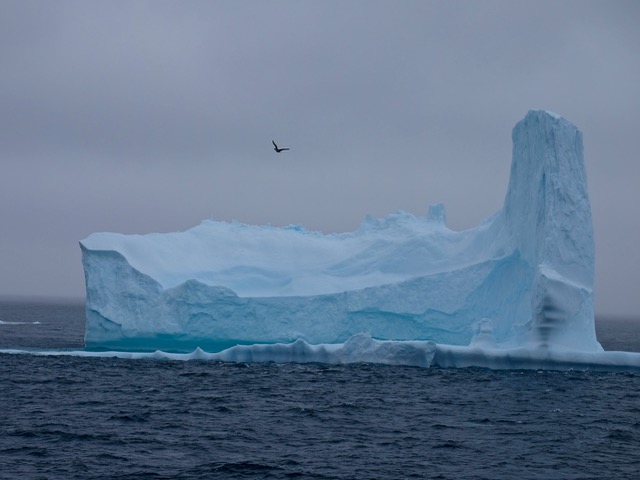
left=272, top=140, right=290, bottom=152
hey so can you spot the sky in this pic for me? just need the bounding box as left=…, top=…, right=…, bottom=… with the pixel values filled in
left=0, top=1, right=638, bottom=316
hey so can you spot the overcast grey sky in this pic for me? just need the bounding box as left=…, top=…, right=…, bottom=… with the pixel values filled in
left=1, top=1, right=638, bottom=316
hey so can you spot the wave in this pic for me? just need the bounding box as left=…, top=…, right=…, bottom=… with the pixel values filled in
left=0, top=320, right=41, bottom=325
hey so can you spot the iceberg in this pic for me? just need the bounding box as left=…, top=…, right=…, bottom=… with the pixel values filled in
left=80, top=110, right=640, bottom=370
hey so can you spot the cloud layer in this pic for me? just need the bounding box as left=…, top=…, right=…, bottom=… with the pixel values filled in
left=1, top=1, right=638, bottom=315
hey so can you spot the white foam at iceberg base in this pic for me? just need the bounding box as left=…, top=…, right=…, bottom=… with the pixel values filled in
left=0, top=334, right=435, bottom=367
left=2, top=333, right=640, bottom=372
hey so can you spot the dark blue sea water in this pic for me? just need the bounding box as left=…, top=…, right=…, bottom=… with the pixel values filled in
left=1, top=300, right=640, bottom=480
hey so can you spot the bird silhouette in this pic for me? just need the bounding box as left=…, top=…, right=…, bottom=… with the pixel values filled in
left=272, top=140, right=290, bottom=153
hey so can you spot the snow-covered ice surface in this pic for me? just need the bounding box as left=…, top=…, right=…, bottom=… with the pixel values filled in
left=80, top=110, right=640, bottom=371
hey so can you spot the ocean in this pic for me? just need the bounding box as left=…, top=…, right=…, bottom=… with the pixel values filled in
left=1, top=299, right=639, bottom=479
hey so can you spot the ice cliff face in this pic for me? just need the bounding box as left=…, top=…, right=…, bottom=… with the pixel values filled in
left=81, top=110, right=601, bottom=354
left=505, top=112, right=595, bottom=351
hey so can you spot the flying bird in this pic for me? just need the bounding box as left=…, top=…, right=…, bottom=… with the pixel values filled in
left=272, top=140, right=290, bottom=153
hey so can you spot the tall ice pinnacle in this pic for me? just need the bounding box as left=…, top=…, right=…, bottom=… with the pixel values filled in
left=505, top=110, right=594, bottom=286
left=503, top=110, right=597, bottom=351
left=80, top=110, right=601, bottom=354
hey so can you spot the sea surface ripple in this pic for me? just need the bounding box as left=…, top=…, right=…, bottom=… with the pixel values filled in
left=1, top=301, right=639, bottom=479
left=2, top=353, right=640, bottom=479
